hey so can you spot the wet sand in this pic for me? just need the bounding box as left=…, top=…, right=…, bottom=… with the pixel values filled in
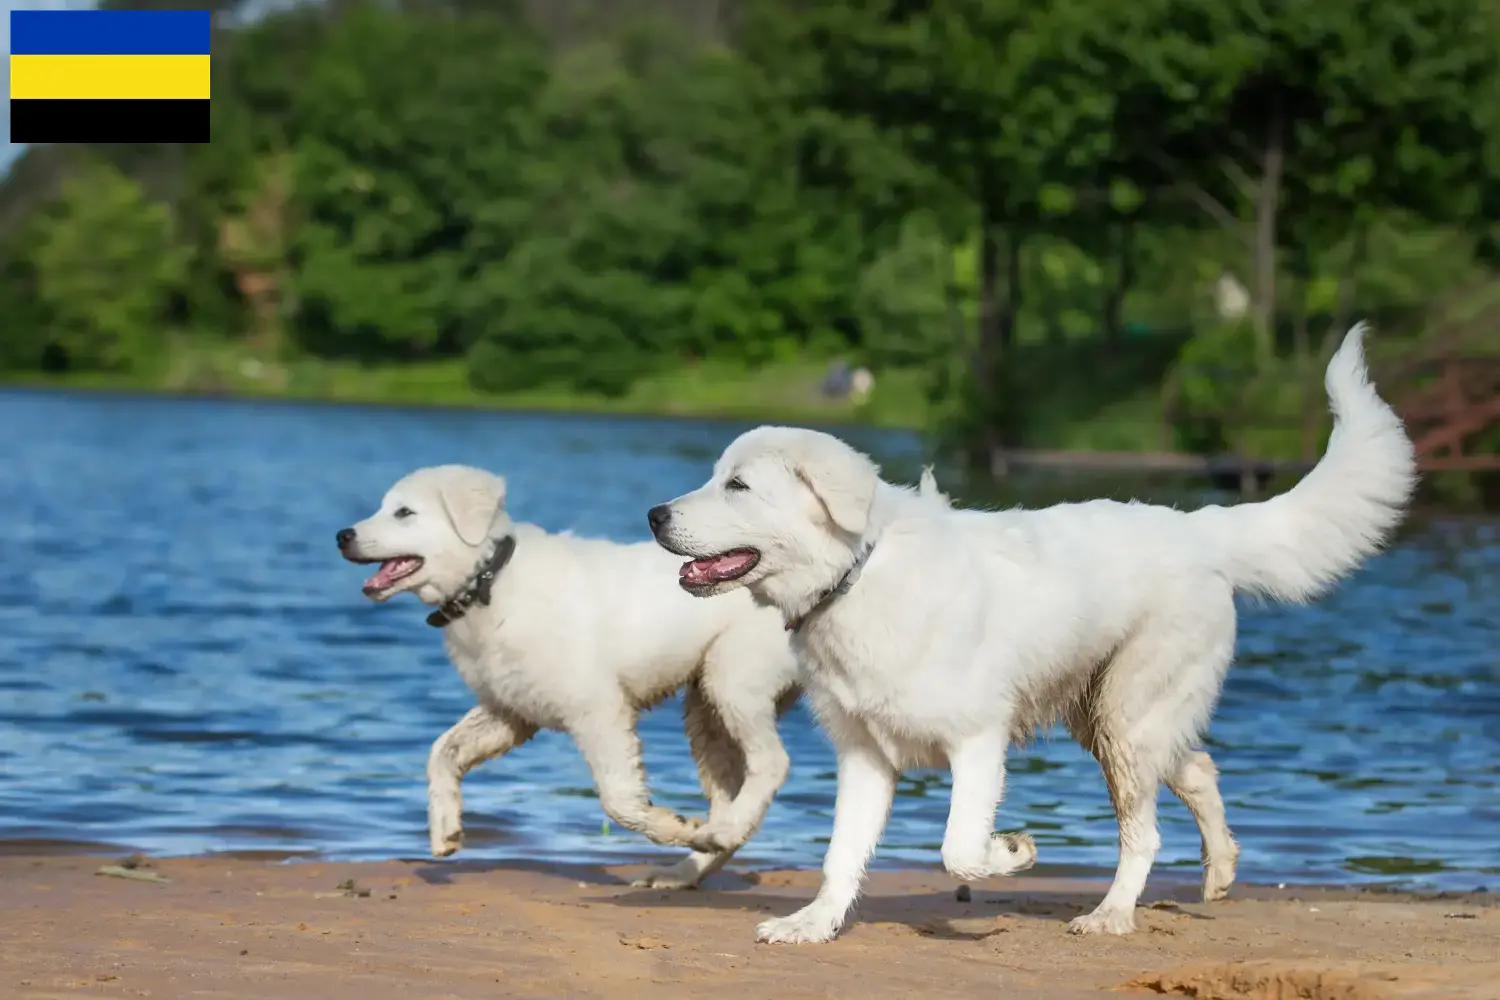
left=0, top=854, right=1495, bottom=999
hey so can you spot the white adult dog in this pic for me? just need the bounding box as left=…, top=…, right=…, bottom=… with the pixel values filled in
left=337, top=464, right=804, bottom=889
left=648, top=324, right=1415, bottom=942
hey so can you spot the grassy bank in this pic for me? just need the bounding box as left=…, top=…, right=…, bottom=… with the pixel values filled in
left=1, top=341, right=933, bottom=430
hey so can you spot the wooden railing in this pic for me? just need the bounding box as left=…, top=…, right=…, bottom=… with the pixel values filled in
left=991, top=339, right=1500, bottom=493
left=1378, top=282, right=1500, bottom=472
left=1384, top=355, right=1500, bottom=471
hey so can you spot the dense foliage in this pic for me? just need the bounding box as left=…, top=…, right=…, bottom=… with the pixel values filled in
left=1, top=0, right=1497, bottom=465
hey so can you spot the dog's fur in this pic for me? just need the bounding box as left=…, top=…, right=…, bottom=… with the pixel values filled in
left=651, top=325, right=1416, bottom=942
left=338, top=465, right=807, bottom=889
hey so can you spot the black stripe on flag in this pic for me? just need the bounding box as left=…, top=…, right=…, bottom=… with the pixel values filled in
left=9, top=98, right=210, bottom=143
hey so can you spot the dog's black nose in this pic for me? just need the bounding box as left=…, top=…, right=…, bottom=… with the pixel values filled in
left=336, top=527, right=356, bottom=548
left=647, top=505, right=672, bottom=536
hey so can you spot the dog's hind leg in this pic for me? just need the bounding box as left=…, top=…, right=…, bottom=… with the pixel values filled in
left=1068, top=728, right=1162, bottom=936
left=684, top=678, right=749, bottom=809
left=1165, top=749, right=1239, bottom=902
left=427, top=705, right=537, bottom=858
left=683, top=641, right=794, bottom=857
left=631, top=846, right=730, bottom=890
left=633, top=680, right=744, bottom=889
left=572, top=701, right=706, bottom=848
left=1067, top=605, right=1235, bottom=936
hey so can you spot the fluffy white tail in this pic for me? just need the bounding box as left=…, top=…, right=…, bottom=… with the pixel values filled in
left=1189, top=323, right=1417, bottom=603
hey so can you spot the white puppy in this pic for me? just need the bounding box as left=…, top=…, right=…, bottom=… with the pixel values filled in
left=338, top=465, right=803, bottom=889
left=649, top=324, right=1415, bottom=941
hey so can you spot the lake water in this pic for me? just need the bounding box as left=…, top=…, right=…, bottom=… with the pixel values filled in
left=1, top=389, right=1496, bottom=890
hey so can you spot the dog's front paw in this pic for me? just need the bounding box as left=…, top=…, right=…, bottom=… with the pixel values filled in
left=1202, top=843, right=1239, bottom=902
left=428, top=807, right=463, bottom=858
left=942, top=831, right=1039, bottom=881
left=1067, top=906, right=1136, bottom=936
left=631, top=859, right=705, bottom=891
left=640, top=807, right=706, bottom=847
left=989, top=831, right=1037, bottom=874
left=755, top=904, right=843, bottom=945
left=686, top=821, right=746, bottom=855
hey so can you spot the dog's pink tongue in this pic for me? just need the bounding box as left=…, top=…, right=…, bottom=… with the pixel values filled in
left=364, top=558, right=416, bottom=593
left=680, top=552, right=754, bottom=585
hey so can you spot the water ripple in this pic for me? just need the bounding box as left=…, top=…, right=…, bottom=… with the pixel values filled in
left=0, top=389, right=1495, bottom=889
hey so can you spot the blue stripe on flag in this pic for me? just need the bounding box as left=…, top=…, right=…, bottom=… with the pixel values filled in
left=10, top=10, right=211, bottom=56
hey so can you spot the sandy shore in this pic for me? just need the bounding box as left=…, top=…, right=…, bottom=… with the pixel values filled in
left=0, top=855, right=1494, bottom=999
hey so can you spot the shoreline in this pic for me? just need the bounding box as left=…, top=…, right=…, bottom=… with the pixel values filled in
left=0, top=365, right=925, bottom=432
left=2, top=854, right=1494, bottom=999
left=8, top=378, right=1497, bottom=514
left=3, top=836, right=1483, bottom=896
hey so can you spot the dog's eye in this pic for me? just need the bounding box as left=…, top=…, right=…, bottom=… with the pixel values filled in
left=393, top=506, right=415, bottom=519
left=725, top=477, right=749, bottom=493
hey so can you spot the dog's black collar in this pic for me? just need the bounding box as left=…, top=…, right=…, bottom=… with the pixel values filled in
left=427, top=534, right=517, bottom=629
left=785, top=542, right=876, bottom=633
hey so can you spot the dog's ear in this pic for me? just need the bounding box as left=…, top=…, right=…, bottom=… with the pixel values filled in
left=437, top=468, right=507, bottom=548
left=791, top=437, right=879, bottom=536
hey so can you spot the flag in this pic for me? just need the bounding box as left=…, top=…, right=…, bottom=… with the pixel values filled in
left=9, top=9, right=210, bottom=143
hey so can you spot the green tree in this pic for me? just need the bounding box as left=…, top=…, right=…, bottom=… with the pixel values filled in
left=1108, top=0, right=1500, bottom=366
left=743, top=0, right=1129, bottom=451
left=24, top=161, right=190, bottom=371
left=853, top=212, right=959, bottom=369
left=0, top=233, right=49, bottom=371
left=464, top=30, right=710, bottom=395
left=466, top=20, right=867, bottom=395
left=284, top=2, right=549, bottom=360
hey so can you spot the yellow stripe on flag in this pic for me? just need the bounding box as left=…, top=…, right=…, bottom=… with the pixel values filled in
left=9, top=55, right=210, bottom=101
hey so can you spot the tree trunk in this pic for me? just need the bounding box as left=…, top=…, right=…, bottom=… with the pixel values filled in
left=1102, top=220, right=1135, bottom=349
left=974, top=203, right=1004, bottom=466
left=1251, top=95, right=1285, bottom=368
left=1328, top=225, right=1368, bottom=354
left=1292, top=292, right=1309, bottom=364
left=1292, top=228, right=1369, bottom=459
left=1002, top=229, right=1022, bottom=351
left=977, top=212, right=1002, bottom=391
left=974, top=198, right=1027, bottom=465
left=945, top=239, right=966, bottom=353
